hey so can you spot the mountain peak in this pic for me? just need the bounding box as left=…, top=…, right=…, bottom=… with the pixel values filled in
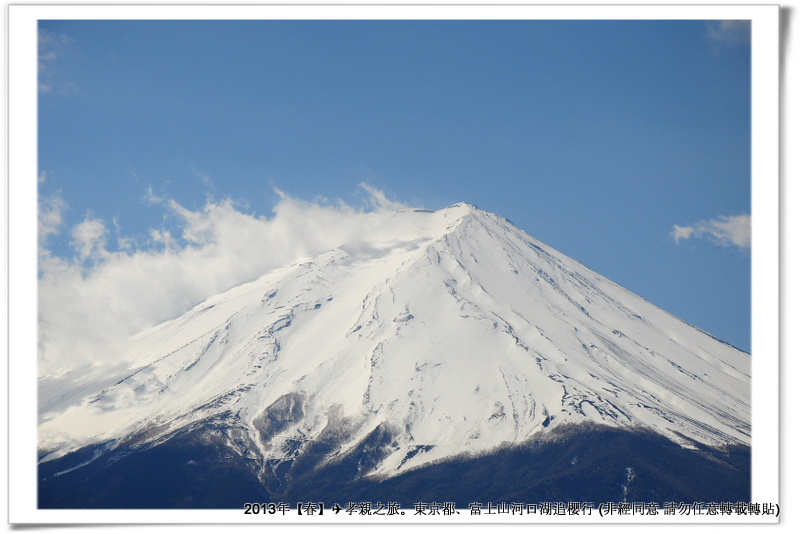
left=444, top=201, right=478, bottom=211
left=440, top=201, right=485, bottom=221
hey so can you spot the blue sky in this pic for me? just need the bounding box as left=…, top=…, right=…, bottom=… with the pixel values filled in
left=37, top=19, right=752, bottom=355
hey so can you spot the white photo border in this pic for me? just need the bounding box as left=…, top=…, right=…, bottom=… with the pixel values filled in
left=7, top=2, right=780, bottom=525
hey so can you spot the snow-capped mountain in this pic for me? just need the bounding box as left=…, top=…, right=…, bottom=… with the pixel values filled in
left=38, top=202, right=750, bottom=507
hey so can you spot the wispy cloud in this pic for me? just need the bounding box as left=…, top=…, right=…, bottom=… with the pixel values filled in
left=38, top=192, right=67, bottom=256
left=143, top=185, right=164, bottom=205
left=38, top=27, right=78, bottom=94
left=192, top=167, right=215, bottom=188
left=37, top=186, right=422, bottom=375
left=360, top=182, right=407, bottom=211
left=706, top=20, right=751, bottom=48
left=671, top=213, right=751, bottom=249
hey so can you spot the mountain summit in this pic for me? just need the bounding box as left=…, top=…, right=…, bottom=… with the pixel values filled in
left=38, top=203, right=750, bottom=508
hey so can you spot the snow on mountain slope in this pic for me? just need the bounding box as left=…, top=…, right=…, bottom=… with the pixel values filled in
left=38, top=202, right=750, bottom=479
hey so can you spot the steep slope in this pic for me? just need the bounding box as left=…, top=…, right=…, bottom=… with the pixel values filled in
left=38, top=203, right=750, bottom=505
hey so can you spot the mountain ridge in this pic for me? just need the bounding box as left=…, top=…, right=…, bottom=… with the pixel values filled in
left=38, top=202, right=750, bottom=504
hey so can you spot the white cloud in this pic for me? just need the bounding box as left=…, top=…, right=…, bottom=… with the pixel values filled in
left=670, top=225, right=693, bottom=244
left=71, top=216, right=109, bottom=262
left=149, top=228, right=177, bottom=251
left=37, top=186, right=425, bottom=375
left=671, top=213, right=751, bottom=249
left=38, top=193, right=67, bottom=264
left=38, top=193, right=67, bottom=246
